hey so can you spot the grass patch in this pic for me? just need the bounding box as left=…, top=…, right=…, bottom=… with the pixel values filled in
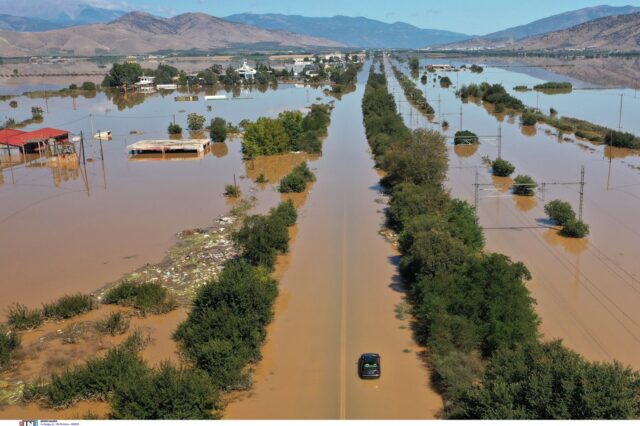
left=103, top=281, right=177, bottom=315
left=0, top=326, right=20, bottom=369
left=95, top=312, right=130, bottom=336
left=6, top=303, right=44, bottom=330
left=42, top=294, right=95, bottom=320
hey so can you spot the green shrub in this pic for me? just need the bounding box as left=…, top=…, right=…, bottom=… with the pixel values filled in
left=491, top=158, right=515, bottom=177
left=42, top=294, right=95, bottom=320
left=544, top=200, right=576, bottom=226
left=470, top=64, right=483, bottom=73
left=255, top=173, right=268, bottom=183
left=560, top=219, right=590, bottom=238
left=0, top=326, right=20, bottom=369
left=279, top=162, right=315, bottom=193
left=174, top=260, right=278, bottom=389
left=270, top=199, right=298, bottom=227
left=94, top=311, right=130, bottom=336
left=81, top=81, right=96, bottom=91
left=440, top=76, right=452, bottom=88
left=513, top=175, right=537, bottom=196
left=449, top=341, right=640, bottom=419
left=603, top=129, right=640, bottom=149
left=6, top=303, right=43, bottom=330
left=103, top=281, right=176, bottom=315
left=224, top=184, right=240, bottom=197
left=26, top=333, right=148, bottom=407
left=187, top=113, right=206, bottom=131
left=209, top=117, right=227, bottom=142
left=513, top=85, right=529, bottom=92
left=454, top=130, right=479, bottom=145
left=534, top=81, right=572, bottom=91
left=521, top=110, right=538, bottom=126
left=167, top=123, right=182, bottom=135
left=111, top=362, right=219, bottom=419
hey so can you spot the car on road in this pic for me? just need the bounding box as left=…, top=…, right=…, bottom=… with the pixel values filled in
left=358, top=353, right=381, bottom=379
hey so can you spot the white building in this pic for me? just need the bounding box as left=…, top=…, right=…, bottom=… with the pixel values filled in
left=236, top=61, right=257, bottom=80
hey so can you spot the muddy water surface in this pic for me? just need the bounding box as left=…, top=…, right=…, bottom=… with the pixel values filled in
left=225, top=63, right=441, bottom=419
left=0, top=83, right=332, bottom=317
left=388, top=57, right=640, bottom=369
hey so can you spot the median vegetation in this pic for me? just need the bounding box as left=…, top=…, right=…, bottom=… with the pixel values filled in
left=363, top=61, right=632, bottom=419
left=454, top=130, right=479, bottom=145
left=279, top=162, right=316, bottom=193
left=102, top=281, right=177, bottom=315
left=491, top=158, right=516, bottom=177
left=391, top=63, right=435, bottom=114
left=534, top=81, right=572, bottom=93
left=544, top=200, right=590, bottom=238
left=241, top=104, right=332, bottom=157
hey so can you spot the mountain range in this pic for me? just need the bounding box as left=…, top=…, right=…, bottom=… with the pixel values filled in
left=0, top=3, right=638, bottom=54
left=224, top=14, right=469, bottom=49
left=0, top=12, right=342, bottom=56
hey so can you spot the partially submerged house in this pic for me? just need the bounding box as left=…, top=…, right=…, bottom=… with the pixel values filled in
left=0, top=127, right=69, bottom=154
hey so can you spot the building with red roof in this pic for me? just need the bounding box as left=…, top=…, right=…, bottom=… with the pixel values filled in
left=0, top=127, right=69, bottom=153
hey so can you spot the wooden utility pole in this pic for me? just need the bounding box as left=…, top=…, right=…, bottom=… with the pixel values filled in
left=618, top=94, right=624, bottom=130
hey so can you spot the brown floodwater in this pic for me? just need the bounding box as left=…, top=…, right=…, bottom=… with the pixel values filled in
left=0, top=83, right=333, bottom=319
left=224, top=63, right=442, bottom=419
left=388, top=57, right=640, bottom=369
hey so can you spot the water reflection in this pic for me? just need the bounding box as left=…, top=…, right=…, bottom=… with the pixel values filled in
left=513, top=194, right=537, bottom=212
left=244, top=152, right=318, bottom=184
left=453, top=144, right=479, bottom=158
left=543, top=227, right=589, bottom=254
left=210, top=142, right=229, bottom=158
left=521, top=125, right=537, bottom=137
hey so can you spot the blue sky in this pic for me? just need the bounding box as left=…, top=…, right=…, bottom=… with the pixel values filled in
left=120, top=0, right=640, bottom=34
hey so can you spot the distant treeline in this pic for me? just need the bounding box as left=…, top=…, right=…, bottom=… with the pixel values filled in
left=362, top=61, right=640, bottom=419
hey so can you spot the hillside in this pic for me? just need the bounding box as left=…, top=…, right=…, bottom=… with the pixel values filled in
left=225, top=13, right=470, bottom=48
left=485, top=5, right=640, bottom=41
left=515, top=11, right=640, bottom=51
left=0, top=12, right=343, bottom=56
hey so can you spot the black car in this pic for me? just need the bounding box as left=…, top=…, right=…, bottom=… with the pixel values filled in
left=358, top=353, right=381, bottom=379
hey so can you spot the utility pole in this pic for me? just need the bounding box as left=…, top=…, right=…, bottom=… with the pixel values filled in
left=98, top=129, right=104, bottom=161
left=173, top=114, right=176, bottom=125
left=79, top=131, right=86, bottom=167
left=618, top=94, right=624, bottom=130
left=497, top=125, right=502, bottom=159
left=579, top=165, right=585, bottom=221
left=459, top=104, right=463, bottom=130
left=474, top=166, right=479, bottom=220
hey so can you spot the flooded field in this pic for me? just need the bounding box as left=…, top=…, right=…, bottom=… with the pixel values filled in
left=0, top=83, right=333, bottom=317
left=387, top=56, right=640, bottom=369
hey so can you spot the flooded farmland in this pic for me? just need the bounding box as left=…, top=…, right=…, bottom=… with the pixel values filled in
left=0, top=83, right=332, bottom=317
left=386, top=56, right=640, bottom=369
left=3, top=53, right=640, bottom=419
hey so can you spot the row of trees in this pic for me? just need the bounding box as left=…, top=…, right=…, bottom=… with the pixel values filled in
left=241, top=104, right=332, bottom=158
left=362, top=62, right=636, bottom=419
left=174, top=201, right=298, bottom=391
left=391, top=63, right=435, bottom=114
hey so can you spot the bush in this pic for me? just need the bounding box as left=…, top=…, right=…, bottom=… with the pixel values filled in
left=187, top=113, right=206, bottom=131
left=513, top=85, right=529, bottom=92
left=440, top=76, right=452, bottom=88
left=560, top=219, right=590, bottom=238
left=233, top=208, right=293, bottom=270
left=534, top=82, right=572, bottom=91
left=512, top=175, right=537, bottom=196
left=81, top=81, right=96, bottom=91
left=6, top=303, right=43, bottom=330
left=279, top=162, right=315, bottom=193
left=167, top=123, right=182, bottom=135
left=454, top=130, right=479, bottom=145
left=255, top=173, right=268, bottom=184
left=491, top=158, right=515, bottom=177
left=603, top=129, right=640, bottom=149
left=94, top=311, right=130, bottom=336
left=0, top=326, right=20, bottom=369
left=224, top=184, right=240, bottom=197
left=173, top=260, right=278, bottom=389
left=111, top=362, right=219, bottom=419
left=103, top=281, right=176, bottom=315
left=209, top=117, right=227, bottom=142
left=544, top=200, right=576, bottom=226
left=26, top=333, right=148, bottom=407
left=42, top=294, right=95, bottom=320
left=470, top=64, right=483, bottom=73
left=449, top=341, right=640, bottom=419
left=270, top=199, right=298, bottom=227
left=521, top=110, right=538, bottom=126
